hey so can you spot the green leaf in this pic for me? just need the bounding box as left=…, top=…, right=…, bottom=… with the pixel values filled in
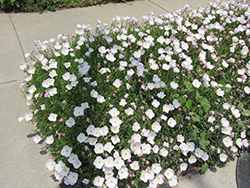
left=195, top=90, right=200, bottom=101
left=186, top=99, right=193, bottom=111
left=198, top=108, right=203, bottom=115
left=184, top=81, right=193, bottom=91
left=193, top=114, right=200, bottom=122
left=177, top=96, right=186, bottom=105
left=201, top=163, right=208, bottom=173
left=200, top=98, right=211, bottom=113
left=201, top=139, right=210, bottom=150
left=237, top=102, right=244, bottom=111
left=200, top=131, right=205, bottom=140
left=171, top=92, right=179, bottom=99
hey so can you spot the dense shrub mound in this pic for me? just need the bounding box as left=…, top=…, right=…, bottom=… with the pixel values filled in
left=19, top=0, right=250, bottom=187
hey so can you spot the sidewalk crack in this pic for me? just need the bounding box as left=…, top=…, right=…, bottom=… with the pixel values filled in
left=148, top=0, right=168, bottom=12
left=9, top=15, right=27, bottom=63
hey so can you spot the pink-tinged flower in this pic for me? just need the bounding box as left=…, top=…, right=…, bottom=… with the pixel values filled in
left=192, top=79, right=202, bottom=88
left=223, top=136, right=233, bottom=147
left=82, top=178, right=89, bottom=184
left=188, top=155, right=197, bottom=164
left=170, top=81, right=178, bottom=89
left=164, top=168, right=174, bottom=179
left=73, top=106, right=84, bottom=117
left=61, top=145, right=72, bottom=157
left=180, top=163, right=188, bottom=171
left=167, top=117, right=176, bottom=128
left=93, top=156, right=104, bottom=169
left=46, top=135, right=54, bottom=145
left=219, top=153, right=228, bottom=162
left=105, top=177, right=118, bottom=188
left=93, top=176, right=104, bottom=187
left=145, top=109, right=155, bottom=119
left=33, top=135, right=42, bottom=144
left=65, top=117, right=75, bottom=128
left=152, top=163, right=162, bottom=174
left=168, top=175, right=178, bottom=187
left=121, top=149, right=131, bottom=160
left=45, top=159, right=56, bottom=171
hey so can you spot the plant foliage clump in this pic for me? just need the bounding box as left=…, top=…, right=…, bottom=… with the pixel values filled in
left=19, top=0, right=250, bottom=187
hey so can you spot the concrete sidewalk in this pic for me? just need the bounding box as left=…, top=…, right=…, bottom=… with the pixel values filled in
left=0, top=0, right=237, bottom=187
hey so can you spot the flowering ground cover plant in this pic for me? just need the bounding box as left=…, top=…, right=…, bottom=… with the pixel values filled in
left=19, top=0, right=250, bottom=187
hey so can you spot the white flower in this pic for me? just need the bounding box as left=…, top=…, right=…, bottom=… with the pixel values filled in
left=93, top=176, right=105, bottom=187
left=192, top=79, right=202, bottom=88
left=130, top=161, right=140, bottom=170
left=157, top=92, right=166, bottom=99
left=48, top=113, right=57, bottom=122
left=93, top=156, right=104, bottom=169
left=61, top=145, right=72, bottom=157
left=152, top=163, right=162, bottom=174
left=162, top=63, right=171, bottom=70
left=145, top=109, right=155, bottom=119
left=152, top=145, right=159, bottom=154
left=64, top=172, right=78, bottom=185
left=221, top=126, right=232, bottom=135
left=73, top=159, right=82, bottom=169
left=216, top=88, right=225, bottom=97
left=176, top=134, right=185, bottom=143
left=105, top=177, right=117, bottom=188
left=219, top=153, right=228, bottom=162
left=46, top=135, right=54, bottom=145
left=111, top=135, right=120, bottom=145
left=125, top=107, right=134, bottom=116
left=244, top=86, right=250, bottom=94
left=55, top=161, right=65, bottom=174
left=111, top=125, right=120, bottom=134
left=194, top=148, right=204, bottom=158
left=88, top=137, right=98, bottom=146
left=152, top=99, right=160, bottom=108
left=188, top=155, right=197, bottom=164
left=140, top=170, right=149, bottom=183
left=231, top=108, right=241, bottom=118
left=119, top=99, right=127, bottom=107
left=223, top=136, right=233, bottom=147
left=142, top=143, right=152, bottom=155
left=66, top=117, right=75, bottom=128
left=86, top=125, right=95, bottom=135
left=132, top=122, right=140, bottom=132
left=223, top=103, right=230, bottom=110
left=114, top=157, right=124, bottom=170
left=94, top=143, right=104, bottom=154
left=243, top=139, right=249, bottom=147
left=173, top=99, right=181, bottom=108
left=180, top=163, right=188, bottom=171
left=164, top=168, right=174, bottom=179
left=208, top=116, right=215, bottom=123
left=28, top=85, right=36, bottom=94
left=186, top=142, right=195, bottom=152
left=68, top=153, right=78, bottom=164
left=236, top=138, right=243, bottom=148
left=168, top=175, right=178, bottom=187
left=121, top=149, right=131, bottom=160
left=152, top=122, right=161, bottom=133
left=76, top=133, right=87, bottom=143
left=33, top=135, right=41, bottom=144
left=100, top=126, right=109, bottom=136
left=60, top=166, right=70, bottom=177
left=159, top=148, right=168, bottom=157
left=97, top=95, right=106, bottom=103
left=109, top=116, right=122, bottom=127
left=90, top=89, right=98, bottom=98
left=167, top=117, right=176, bottom=128
left=73, top=106, right=84, bottom=117
left=104, top=142, right=114, bottom=153
left=105, top=156, right=114, bottom=168
left=45, top=159, right=56, bottom=171
left=113, top=79, right=122, bottom=88
left=118, top=167, right=129, bottom=180
left=109, top=108, right=120, bottom=117
left=170, top=81, right=178, bottom=89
